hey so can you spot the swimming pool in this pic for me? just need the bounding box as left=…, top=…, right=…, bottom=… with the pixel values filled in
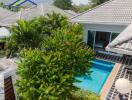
left=74, top=59, right=115, bottom=94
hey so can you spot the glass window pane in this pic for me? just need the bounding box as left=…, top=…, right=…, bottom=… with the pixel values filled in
left=87, top=30, right=94, bottom=48
left=111, top=33, right=119, bottom=41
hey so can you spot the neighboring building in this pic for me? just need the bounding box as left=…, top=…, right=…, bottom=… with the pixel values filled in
left=106, top=23, right=132, bottom=56
left=0, top=58, right=17, bottom=100
left=0, top=4, right=76, bottom=27
left=0, top=8, right=14, bottom=21
left=71, top=0, right=132, bottom=54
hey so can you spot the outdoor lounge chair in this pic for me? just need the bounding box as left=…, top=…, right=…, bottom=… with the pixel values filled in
left=125, top=65, right=132, bottom=72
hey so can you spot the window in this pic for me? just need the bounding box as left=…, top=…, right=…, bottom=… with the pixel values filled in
left=111, top=33, right=119, bottom=41
left=87, top=30, right=95, bottom=48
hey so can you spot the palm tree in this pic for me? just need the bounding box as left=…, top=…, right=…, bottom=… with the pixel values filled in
left=6, top=20, right=44, bottom=57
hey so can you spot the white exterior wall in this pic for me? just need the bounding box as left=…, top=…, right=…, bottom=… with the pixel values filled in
left=83, top=23, right=127, bottom=43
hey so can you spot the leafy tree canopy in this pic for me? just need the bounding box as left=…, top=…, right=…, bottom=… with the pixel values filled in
left=73, top=5, right=93, bottom=13
left=54, top=0, right=73, bottom=10
left=16, top=23, right=95, bottom=99
left=6, top=13, right=68, bottom=57
left=91, top=0, right=109, bottom=5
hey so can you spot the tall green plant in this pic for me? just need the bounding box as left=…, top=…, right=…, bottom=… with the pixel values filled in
left=43, top=25, right=95, bottom=76
left=7, top=13, right=68, bottom=57
left=92, top=0, right=109, bottom=5
left=54, top=0, right=73, bottom=10
left=6, top=20, right=44, bottom=57
left=16, top=24, right=95, bottom=99
left=33, top=12, right=68, bottom=35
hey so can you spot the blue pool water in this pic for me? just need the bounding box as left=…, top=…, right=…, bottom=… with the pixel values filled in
left=74, top=59, right=115, bottom=94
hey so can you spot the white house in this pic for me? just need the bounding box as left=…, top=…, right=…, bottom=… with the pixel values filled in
left=71, top=0, right=132, bottom=54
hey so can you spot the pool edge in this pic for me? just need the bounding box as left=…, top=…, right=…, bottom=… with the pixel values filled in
left=99, top=63, right=121, bottom=100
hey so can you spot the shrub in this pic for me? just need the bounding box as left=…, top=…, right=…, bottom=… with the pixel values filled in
left=54, top=0, right=73, bottom=10
left=71, top=89, right=100, bottom=100
left=7, top=13, right=68, bottom=57
left=16, top=24, right=95, bottom=99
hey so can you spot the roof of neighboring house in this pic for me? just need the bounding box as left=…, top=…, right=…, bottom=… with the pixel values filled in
left=106, top=23, right=132, bottom=55
left=71, top=0, right=132, bottom=25
left=0, top=4, right=76, bottom=26
left=0, top=58, right=16, bottom=100
left=0, top=7, right=14, bottom=20
left=64, top=10, right=77, bottom=16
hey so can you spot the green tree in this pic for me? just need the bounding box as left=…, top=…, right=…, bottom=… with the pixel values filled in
left=92, top=0, right=109, bottom=5
left=73, top=5, right=93, bottom=13
left=54, top=0, right=73, bottom=10
left=6, top=13, right=68, bottom=57
left=43, top=26, right=95, bottom=76
left=6, top=20, right=44, bottom=57
left=33, top=12, right=68, bottom=35
left=16, top=24, right=95, bottom=99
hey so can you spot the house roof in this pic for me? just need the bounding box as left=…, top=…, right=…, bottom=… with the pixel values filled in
left=0, top=4, right=76, bottom=26
left=0, top=58, right=16, bottom=100
left=71, top=0, right=132, bottom=25
left=64, top=10, right=77, bottom=16
left=0, top=7, right=14, bottom=20
left=106, top=23, right=132, bottom=55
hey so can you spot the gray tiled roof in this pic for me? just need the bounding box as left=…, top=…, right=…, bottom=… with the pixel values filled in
left=0, top=4, right=76, bottom=26
left=71, top=0, right=132, bottom=25
left=0, top=7, right=14, bottom=20
left=106, top=23, right=132, bottom=55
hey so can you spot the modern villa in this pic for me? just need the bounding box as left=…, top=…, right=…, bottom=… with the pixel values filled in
left=71, top=0, right=132, bottom=99
left=71, top=0, right=132, bottom=55
left=0, top=0, right=132, bottom=100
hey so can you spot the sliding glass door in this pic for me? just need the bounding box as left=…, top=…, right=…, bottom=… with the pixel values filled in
left=87, top=30, right=119, bottom=51
left=111, top=33, right=119, bottom=41
left=87, top=30, right=95, bottom=49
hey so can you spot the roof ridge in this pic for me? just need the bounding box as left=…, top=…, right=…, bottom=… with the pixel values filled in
left=48, top=5, right=76, bottom=16
left=70, top=0, right=115, bottom=20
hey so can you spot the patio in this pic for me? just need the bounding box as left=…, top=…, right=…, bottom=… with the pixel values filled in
left=106, top=56, right=132, bottom=100
left=96, top=53, right=132, bottom=100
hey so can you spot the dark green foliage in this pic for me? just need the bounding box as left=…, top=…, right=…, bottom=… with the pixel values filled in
left=71, top=89, right=100, bottom=100
left=0, top=2, right=4, bottom=7
left=16, top=24, right=95, bottom=99
left=6, top=20, right=44, bottom=57
left=6, top=13, right=68, bottom=57
left=16, top=48, right=76, bottom=100
left=54, top=0, right=73, bottom=10
left=43, top=25, right=95, bottom=76
left=73, top=5, right=93, bottom=13
left=92, top=0, right=109, bottom=5
left=0, top=50, right=6, bottom=58
left=11, top=12, right=96, bottom=99
left=17, top=49, right=77, bottom=100
left=33, top=12, right=68, bottom=35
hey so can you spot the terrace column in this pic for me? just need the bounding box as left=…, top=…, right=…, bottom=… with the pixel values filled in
left=83, top=25, right=88, bottom=44
left=109, top=32, right=112, bottom=43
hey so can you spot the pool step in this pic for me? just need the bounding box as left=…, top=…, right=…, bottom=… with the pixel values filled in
left=91, top=61, right=114, bottom=68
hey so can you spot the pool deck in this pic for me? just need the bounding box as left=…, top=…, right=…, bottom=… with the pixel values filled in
left=99, top=63, right=122, bottom=100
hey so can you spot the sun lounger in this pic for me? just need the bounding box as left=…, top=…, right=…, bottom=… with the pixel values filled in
left=125, top=65, right=132, bottom=70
